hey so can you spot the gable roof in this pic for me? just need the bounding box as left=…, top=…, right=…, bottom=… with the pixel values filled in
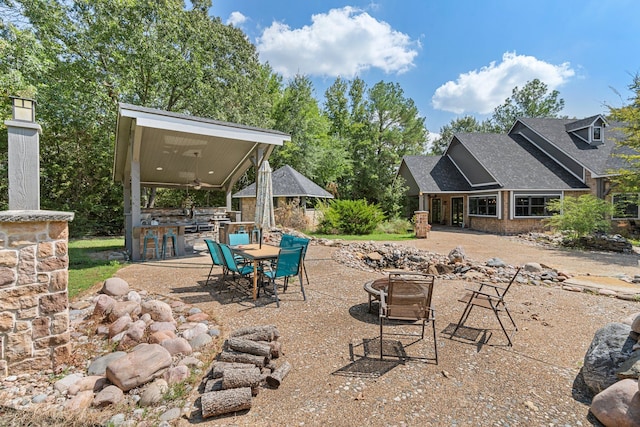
left=233, top=165, right=334, bottom=199
left=515, top=117, right=628, bottom=175
left=399, top=155, right=473, bottom=193
left=564, top=114, right=608, bottom=132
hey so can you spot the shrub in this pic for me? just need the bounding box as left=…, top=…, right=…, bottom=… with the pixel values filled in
left=274, top=199, right=309, bottom=230
left=317, top=199, right=385, bottom=235
left=544, top=195, right=614, bottom=239
left=375, top=218, right=413, bottom=234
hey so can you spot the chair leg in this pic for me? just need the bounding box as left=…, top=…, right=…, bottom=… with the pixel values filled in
left=299, top=271, right=307, bottom=301
left=302, top=260, right=310, bottom=285
left=272, top=278, right=280, bottom=308
left=379, top=316, right=384, bottom=360
left=451, top=302, right=474, bottom=338
left=493, top=308, right=514, bottom=346
left=432, top=318, right=438, bottom=364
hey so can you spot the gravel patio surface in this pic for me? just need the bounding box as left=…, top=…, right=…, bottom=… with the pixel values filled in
left=114, top=228, right=640, bottom=426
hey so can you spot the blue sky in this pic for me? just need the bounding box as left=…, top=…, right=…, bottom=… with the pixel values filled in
left=210, top=0, right=640, bottom=141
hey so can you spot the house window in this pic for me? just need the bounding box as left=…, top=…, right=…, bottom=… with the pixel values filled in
left=514, top=195, right=560, bottom=217
left=592, top=126, right=602, bottom=142
left=613, top=194, right=640, bottom=219
left=469, top=195, right=497, bottom=216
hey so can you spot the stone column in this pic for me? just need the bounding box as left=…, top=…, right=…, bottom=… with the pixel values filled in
left=414, top=210, right=431, bottom=238
left=0, top=210, right=74, bottom=377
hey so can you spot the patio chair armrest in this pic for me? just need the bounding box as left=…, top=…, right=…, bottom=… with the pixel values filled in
left=465, top=289, right=504, bottom=300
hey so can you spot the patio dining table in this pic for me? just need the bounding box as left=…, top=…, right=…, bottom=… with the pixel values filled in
left=231, top=243, right=281, bottom=300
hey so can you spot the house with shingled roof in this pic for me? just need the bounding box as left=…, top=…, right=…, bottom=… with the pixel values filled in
left=233, top=165, right=334, bottom=229
left=398, top=115, right=638, bottom=235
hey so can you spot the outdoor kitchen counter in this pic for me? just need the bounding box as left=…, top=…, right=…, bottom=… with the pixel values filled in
left=132, top=224, right=187, bottom=261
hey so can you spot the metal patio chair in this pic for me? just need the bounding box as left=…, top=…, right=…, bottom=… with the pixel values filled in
left=261, top=246, right=305, bottom=308
left=204, top=239, right=226, bottom=286
left=279, top=234, right=310, bottom=285
left=379, top=272, right=437, bottom=363
left=450, top=267, right=521, bottom=346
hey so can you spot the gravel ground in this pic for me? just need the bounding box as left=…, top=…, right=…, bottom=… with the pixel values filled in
left=114, top=227, right=640, bottom=426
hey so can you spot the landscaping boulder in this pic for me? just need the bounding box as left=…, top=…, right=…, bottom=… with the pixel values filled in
left=108, top=301, right=141, bottom=323
left=590, top=379, right=640, bottom=427
left=448, top=246, right=465, bottom=263
left=583, top=323, right=635, bottom=394
left=93, top=385, right=125, bottom=407
left=141, top=300, right=175, bottom=323
left=106, top=343, right=172, bottom=391
left=161, top=337, right=193, bottom=356
left=93, top=294, right=116, bottom=318
left=100, top=277, right=129, bottom=297
left=87, top=352, right=127, bottom=376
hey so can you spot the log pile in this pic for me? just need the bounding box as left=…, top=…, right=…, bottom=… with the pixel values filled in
left=199, top=325, right=292, bottom=419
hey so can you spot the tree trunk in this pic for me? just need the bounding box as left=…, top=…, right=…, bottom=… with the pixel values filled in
left=209, top=361, right=255, bottom=379
left=218, top=350, right=268, bottom=368
left=204, top=378, right=223, bottom=393
left=226, top=337, right=272, bottom=357
left=230, top=325, right=281, bottom=342
left=266, top=361, right=291, bottom=388
left=201, top=387, right=252, bottom=418
left=222, top=367, right=261, bottom=395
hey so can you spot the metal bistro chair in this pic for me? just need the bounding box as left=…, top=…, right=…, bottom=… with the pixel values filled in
left=161, top=228, right=177, bottom=259
left=450, top=267, right=521, bottom=346
left=218, top=243, right=255, bottom=296
left=228, top=232, right=250, bottom=246
left=204, top=239, right=226, bottom=287
left=261, top=246, right=305, bottom=308
left=279, top=234, right=310, bottom=285
left=379, top=272, right=437, bottom=363
left=143, top=230, right=159, bottom=260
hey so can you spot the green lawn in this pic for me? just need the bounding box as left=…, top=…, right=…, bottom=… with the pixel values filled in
left=309, top=232, right=415, bottom=241
left=68, top=237, right=126, bottom=299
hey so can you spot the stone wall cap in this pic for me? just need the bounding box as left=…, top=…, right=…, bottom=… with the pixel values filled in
left=0, top=210, right=75, bottom=222
left=4, top=120, right=42, bottom=133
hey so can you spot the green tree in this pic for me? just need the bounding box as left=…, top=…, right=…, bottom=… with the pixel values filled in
left=2, top=0, right=278, bottom=235
left=491, top=78, right=565, bottom=132
left=349, top=81, right=427, bottom=207
left=608, top=73, right=640, bottom=193
left=544, top=195, right=614, bottom=239
left=429, top=115, right=491, bottom=155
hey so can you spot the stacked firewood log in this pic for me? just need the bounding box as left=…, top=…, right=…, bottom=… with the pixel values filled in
left=200, top=325, right=291, bottom=419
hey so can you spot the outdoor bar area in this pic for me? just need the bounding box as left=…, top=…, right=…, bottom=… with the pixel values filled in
left=113, top=103, right=291, bottom=261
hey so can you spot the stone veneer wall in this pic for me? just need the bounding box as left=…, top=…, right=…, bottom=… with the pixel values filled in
left=414, top=211, right=430, bottom=238
left=0, top=210, right=74, bottom=378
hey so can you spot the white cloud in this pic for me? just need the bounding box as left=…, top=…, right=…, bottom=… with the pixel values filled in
left=431, top=52, right=575, bottom=114
left=256, top=6, right=419, bottom=78
left=425, top=131, right=440, bottom=152
left=226, top=11, right=247, bottom=27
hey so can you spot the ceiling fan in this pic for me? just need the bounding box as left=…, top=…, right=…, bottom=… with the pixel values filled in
left=187, top=151, right=214, bottom=190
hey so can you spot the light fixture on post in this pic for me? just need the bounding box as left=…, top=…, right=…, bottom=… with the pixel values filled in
left=9, top=96, right=36, bottom=122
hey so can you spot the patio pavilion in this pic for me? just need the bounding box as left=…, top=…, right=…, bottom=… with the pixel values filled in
left=113, top=103, right=290, bottom=261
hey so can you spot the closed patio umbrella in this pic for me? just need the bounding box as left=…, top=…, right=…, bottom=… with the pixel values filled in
left=255, top=160, right=275, bottom=229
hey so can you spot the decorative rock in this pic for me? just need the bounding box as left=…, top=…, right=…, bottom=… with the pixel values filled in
left=93, top=294, right=116, bottom=318
left=108, top=301, right=141, bottom=323
left=523, top=262, right=543, bottom=272
left=109, top=315, right=133, bottom=338
left=448, top=246, right=465, bottom=263
left=64, top=390, right=94, bottom=411
left=187, top=312, right=209, bottom=322
left=149, top=322, right=177, bottom=333
left=182, top=323, right=208, bottom=341
left=632, top=315, right=640, bottom=335
left=617, top=352, right=640, bottom=379
left=160, top=407, right=182, bottom=422
left=590, top=379, right=640, bottom=427
left=101, top=277, right=130, bottom=297
left=108, top=413, right=127, bottom=426
left=88, top=352, right=127, bottom=376
left=189, top=333, right=212, bottom=350
left=583, top=323, right=635, bottom=394
left=53, top=373, right=84, bottom=394
left=141, top=300, right=175, bottom=323
left=68, top=376, right=107, bottom=396
left=139, top=378, right=169, bottom=407
left=179, top=356, right=204, bottom=368
left=126, top=290, right=141, bottom=304
left=486, top=257, right=507, bottom=268
left=149, top=330, right=177, bottom=344
left=164, top=365, right=189, bottom=384
left=140, top=313, right=153, bottom=325
left=106, top=344, right=172, bottom=391
left=118, top=320, right=148, bottom=350
left=93, top=385, right=125, bottom=407
left=161, top=337, right=193, bottom=356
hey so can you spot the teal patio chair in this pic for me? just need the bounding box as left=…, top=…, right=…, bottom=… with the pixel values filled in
left=204, top=239, right=226, bottom=286
left=228, top=233, right=250, bottom=246
left=262, top=246, right=305, bottom=308
left=218, top=243, right=255, bottom=295
left=280, top=234, right=310, bottom=285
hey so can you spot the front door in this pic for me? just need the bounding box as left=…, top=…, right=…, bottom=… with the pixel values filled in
left=451, top=197, right=464, bottom=227
left=431, top=199, right=442, bottom=224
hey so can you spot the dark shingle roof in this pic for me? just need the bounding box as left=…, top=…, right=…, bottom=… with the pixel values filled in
left=401, top=155, right=472, bottom=193
left=233, top=165, right=334, bottom=199
left=456, top=133, right=587, bottom=190
left=516, top=117, right=628, bottom=174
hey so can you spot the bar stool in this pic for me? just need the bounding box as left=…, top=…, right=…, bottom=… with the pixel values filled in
left=162, top=228, right=177, bottom=259
left=143, top=230, right=159, bottom=260
left=251, top=226, right=261, bottom=243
